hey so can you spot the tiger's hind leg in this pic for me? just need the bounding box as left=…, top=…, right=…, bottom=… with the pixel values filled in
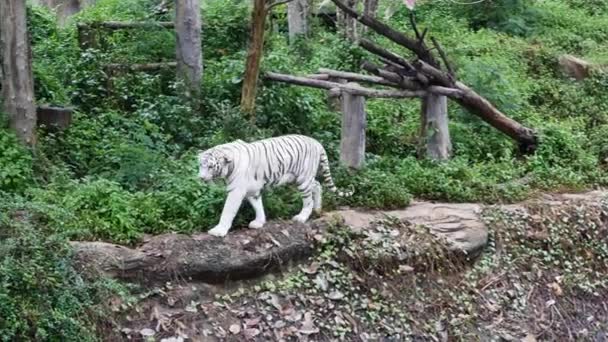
left=293, top=179, right=315, bottom=223
left=246, top=193, right=266, bottom=229
left=312, top=180, right=322, bottom=216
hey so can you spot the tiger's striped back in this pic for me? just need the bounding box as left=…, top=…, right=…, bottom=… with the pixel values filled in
left=213, top=134, right=352, bottom=197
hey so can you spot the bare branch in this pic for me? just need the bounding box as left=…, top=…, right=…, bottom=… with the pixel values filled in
left=358, top=38, right=414, bottom=70
left=360, top=61, right=421, bottom=90
left=409, top=12, right=421, bottom=41
left=330, top=0, right=439, bottom=66
left=431, top=37, right=455, bottom=77
left=266, top=0, right=293, bottom=11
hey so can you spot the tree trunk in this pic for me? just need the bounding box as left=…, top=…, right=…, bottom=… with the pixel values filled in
left=240, top=0, right=268, bottom=117
left=344, top=0, right=358, bottom=41
left=1, top=0, right=37, bottom=146
left=287, top=0, right=309, bottom=43
left=362, top=0, right=378, bottom=33
left=420, top=94, right=451, bottom=160
left=175, top=0, right=203, bottom=99
left=340, top=85, right=366, bottom=169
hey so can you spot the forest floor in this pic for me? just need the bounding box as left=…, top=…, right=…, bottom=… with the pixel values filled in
left=91, top=191, right=608, bottom=342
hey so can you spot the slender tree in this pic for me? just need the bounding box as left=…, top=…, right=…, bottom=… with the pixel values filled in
left=175, top=0, right=203, bottom=99
left=1, top=0, right=37, bottom=146
left=240, top=0, right=291, bottom=118
left=287, top=0, right=309, bottom=43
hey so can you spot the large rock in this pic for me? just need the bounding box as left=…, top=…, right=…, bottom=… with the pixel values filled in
left=558, top=54, right=593, bottom=81
left=336, top=202, right=487, bottom=254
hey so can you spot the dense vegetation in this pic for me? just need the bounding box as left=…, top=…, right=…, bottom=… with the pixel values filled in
left=1, top=0, right=607, bottom=339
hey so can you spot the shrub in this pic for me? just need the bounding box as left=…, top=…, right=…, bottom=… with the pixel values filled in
left=0, top=194, right=126, bottom=341
left=29, top=178, right=161, bottom=244
left=0, top=129, right=34, bottom=193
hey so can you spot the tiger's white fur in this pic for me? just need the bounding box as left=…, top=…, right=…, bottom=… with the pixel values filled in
left=197, top=134, right=353, bottom=237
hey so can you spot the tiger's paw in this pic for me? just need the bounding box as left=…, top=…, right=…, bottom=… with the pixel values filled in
left=208, top=225, right=230, bottom=237
left=292, top=214, right=309, bottom=223
left=248, top=220, right=265, bottom=229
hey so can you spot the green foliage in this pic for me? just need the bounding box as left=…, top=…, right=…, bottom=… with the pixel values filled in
left=14, top=0, right=608, bottom=243
left=0, top=194, right=126, bottom=341
left=0, top=129, right=34, bottom=193
left=27, top=178, right=159, bottom=244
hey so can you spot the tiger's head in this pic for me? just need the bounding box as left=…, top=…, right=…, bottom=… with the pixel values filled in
left=197, top=149, right=232, bottom=182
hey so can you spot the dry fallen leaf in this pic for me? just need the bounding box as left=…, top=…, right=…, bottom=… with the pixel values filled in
left=548, top=282, right=563, bottom=296
left=244, top=316, right=262, bottom=327
left=229, top=324, right=241, bottom=334
left=300, top=262, right=320, bottom=275
left=327, top=290, right=345, bottom=301
left=522, top=333, right=537, bottom=342
left=313, top=274, right=329, bottom=291
left=269, top=294, right=282, bottom=311
left=299, top=312, right=319, bottom=335
left=140, top=328, right=155, bottom=337
left=244, top=328, right=261, bottom=339
left=399, top=265, right=414, bottom=273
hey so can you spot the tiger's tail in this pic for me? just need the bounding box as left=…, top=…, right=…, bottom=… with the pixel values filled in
left=319, top=149, right=354, bottom=197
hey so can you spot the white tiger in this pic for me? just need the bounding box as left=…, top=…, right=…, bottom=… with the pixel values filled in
left=197, top=134, right=353, bottom=237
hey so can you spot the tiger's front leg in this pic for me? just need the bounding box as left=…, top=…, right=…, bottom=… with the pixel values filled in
left=208, top=189, right=246, bottom=237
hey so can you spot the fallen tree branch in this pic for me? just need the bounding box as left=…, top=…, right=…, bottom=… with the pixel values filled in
left=431, top=36, right=455, bottom=77
left=104, top=62, right=177, bottom=72
left=265, top=72, right=426, bottom=98
left=330, top=0, right=439, bottom=66
left=78, top=21, right=176, bottom=30
left=361, top=61, right=422, bottom=90
left=266, top=0, right=293, bottom=10
left=318, top=68, right=397, bottom=86
left=359, top=38, right=414, bottom=71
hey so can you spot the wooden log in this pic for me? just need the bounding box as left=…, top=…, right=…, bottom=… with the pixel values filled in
left=318, top=68, right=396, bottom=86
left=36, top=105, right=73, bottom=131
left=79, top=21, right=175, bottom=30
left=103, top=62, right=177, bottom=72
left=265, top=72, right=426, bottom=98
left=454, top=82, right=537, bottom=152
left=420, top=94, right=451, bottom=160
left=340, top=83, right=366, bottom=169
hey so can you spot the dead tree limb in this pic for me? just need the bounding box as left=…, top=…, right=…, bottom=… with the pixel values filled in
left=431, top=36, right=455, bottom=77
left=333, top=0, right=537, bottom=151
left=104, top=62, right=177, bottom=72
left=331, top=0, right=439, bottom=66
left=78, top=21, right=175, bottom=30
left=265, top=72, right=426, bottom=98
left=318, top=68, right=396, bottom=86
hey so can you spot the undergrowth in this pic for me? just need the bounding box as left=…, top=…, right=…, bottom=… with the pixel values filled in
left=203, top=199, right=608, bottom=340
